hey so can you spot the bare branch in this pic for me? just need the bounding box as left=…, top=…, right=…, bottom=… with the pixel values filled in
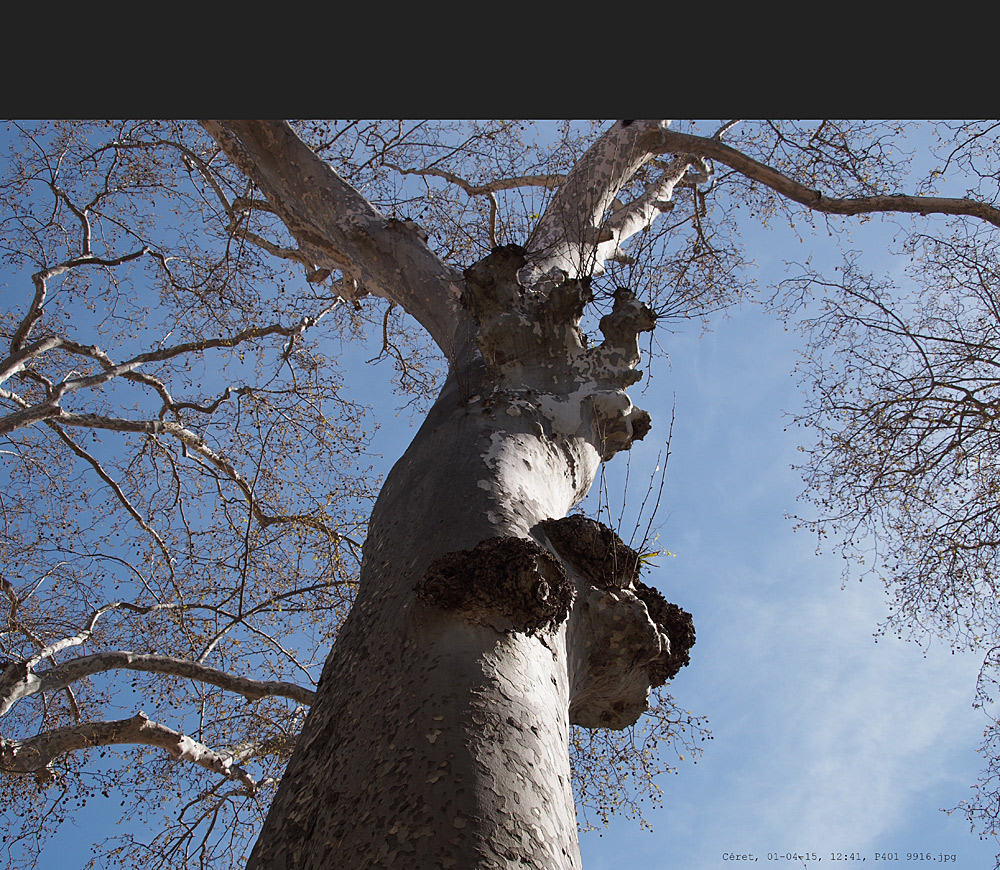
left=194, top=581, right=345, bottom=664
left=0, top=314, right=333, bottom=437
left=0, top=344, right=358, bottom=554
left=30, top=410, right=357, bottom=547
left=0, top=336, right=62, bottom=388
left=24, top=602, right=131, bottom=669
left=50, top=318, right=330, bottom=408
left=0, top=711, right=261, bottom=792
left=523, top=119, right=1000, bottom=288
left=655, top=128, right=1000, bottom=228
left=45, top=421, right=176, bottom=581
left=712, top=119, right=740, bottom=140
left=9, top=248, right=149, bottom=353
left=600, top=155, right=708, bottom=264
left=381, top=161, right=564, bottom=197
left=201, top=120, right=467, bottom=356
left=0, top=651, right=314, bottom=718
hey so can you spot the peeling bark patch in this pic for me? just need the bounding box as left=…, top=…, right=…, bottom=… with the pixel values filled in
left=415, top=537, right=574, bottom=634
left=539, top=514, right=640, bottom=589
left=634, top=580, right=695, bottom=685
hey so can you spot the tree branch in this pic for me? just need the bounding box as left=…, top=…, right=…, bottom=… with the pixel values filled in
left=0, top=313, right=333, bottom=436
left=523, top=119, right=1000, bottom=288
left=0, top=394, right=359, bottom=552
left=0, top=651, right=314, bottom=718
left=655, top=128, right=1000, bottom=228
left=599, top=154, right=709, bottom=265
left=52, top=411, right=356, bottom=546
left=48, top=319, right=329, bottom=408
left=381, top=162, right=564, bottom=197
left=21, top=602, right=135, bottom=670
left=522, top=120, right=703, bottom=285
left=0, top=336, right=62, bottom=388
left=201, top=120, right=467, bottom=357
left=0, top=711, right=260, bottom=791
left=9, top=248, right=149, bottom=353
left=45, top=421, right=176, bottom=581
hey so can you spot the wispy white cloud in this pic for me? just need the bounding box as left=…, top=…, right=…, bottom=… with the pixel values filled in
left=729, top=571, right=983, bottom=849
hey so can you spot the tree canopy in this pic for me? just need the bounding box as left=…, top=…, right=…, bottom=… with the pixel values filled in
left=2, top=120, right=1000, bottom=868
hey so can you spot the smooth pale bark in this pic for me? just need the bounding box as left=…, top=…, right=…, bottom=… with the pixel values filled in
left=520, top=120, right=706, bottom=287
left=0, top=653, right=314, bottom=718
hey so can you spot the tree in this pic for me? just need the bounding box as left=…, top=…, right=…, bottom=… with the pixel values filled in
left=2, top=120, right=1000, bottom=869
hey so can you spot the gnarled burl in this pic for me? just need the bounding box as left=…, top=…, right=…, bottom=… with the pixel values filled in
left=541, top=515, right=694, bottom=728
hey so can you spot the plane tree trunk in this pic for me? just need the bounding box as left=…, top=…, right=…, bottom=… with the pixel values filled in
left=241, top=248, right=688, bottom=869
left=204, top=121, right=697, bottom=870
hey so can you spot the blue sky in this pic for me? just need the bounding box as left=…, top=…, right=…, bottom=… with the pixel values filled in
left=576, top=299, right=996, bottom=869
left=11, top=121, right=1000, bottom=870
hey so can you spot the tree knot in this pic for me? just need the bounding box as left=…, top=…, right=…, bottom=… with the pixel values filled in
left=540, top=514, right=640, bottom=589
left=415, top=536, right=574, bottom=634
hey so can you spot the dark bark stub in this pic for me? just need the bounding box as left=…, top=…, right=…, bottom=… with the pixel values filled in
left=415, top=536, right=575, bottom=634
left=598, top=288, right=658, bottom=384
left=633, top=580, right=695, bottom=685
left=539, top=514, right=641, bottom=589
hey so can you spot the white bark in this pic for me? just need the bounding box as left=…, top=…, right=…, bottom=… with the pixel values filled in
left=520, top=120, right=704, bottom=287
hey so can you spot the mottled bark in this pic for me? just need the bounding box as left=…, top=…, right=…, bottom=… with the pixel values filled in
left=202, top=122, right=698, bottom=869
left=243, top=249, right=689, bottom=869
left=520, top=120, right=706, bottom=286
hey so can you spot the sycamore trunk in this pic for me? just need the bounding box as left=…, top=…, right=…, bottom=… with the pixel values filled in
left=245, top=250, right=690, bottom=869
